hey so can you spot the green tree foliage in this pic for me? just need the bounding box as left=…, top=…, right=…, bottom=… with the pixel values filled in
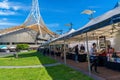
left=16, top=44, right=29, bottom=50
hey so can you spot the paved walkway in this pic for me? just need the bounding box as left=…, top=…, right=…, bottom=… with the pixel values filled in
left=49, top=55, right=120, bottom=80
left=0, top=52, right=15, bottom=57
left=0, top=63, right=61, bottom=69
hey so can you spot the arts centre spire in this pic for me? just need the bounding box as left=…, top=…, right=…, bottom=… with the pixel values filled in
left=23, top=0, right=56, bottom=40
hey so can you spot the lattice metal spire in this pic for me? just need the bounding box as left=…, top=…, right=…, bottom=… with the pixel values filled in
left=22, top=0, right=56, bottom=41
left=23, top=0, right=45, bottom=37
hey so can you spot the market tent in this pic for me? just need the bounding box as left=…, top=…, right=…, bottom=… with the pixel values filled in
left=46, top=2, right=120, bottom=76
left=48, top=2, right=120, bottom=57
left=63, top=4, right=120, bottom=54
left=50, top=5, right=120, bottom=47
left=64, top=5, right=120, bottom=39
left=50, top=28, right=77, bottom=43
left=48, top=28, right=77, bottom=64
left=50, top=5, right=120, bottom=44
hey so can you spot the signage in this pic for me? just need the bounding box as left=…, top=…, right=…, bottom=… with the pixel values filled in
left=99, top=36, right=106, bottom=49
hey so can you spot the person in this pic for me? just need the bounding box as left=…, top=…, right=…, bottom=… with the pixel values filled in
left=60, top=45, right=64, bottom=59
left=90, top=43, right=99, bottom=73
left=107, top=44, right=114, bottom=61
left=107, top=45, right=114, bottom=53
left=112, top=52, right=119, bottom=58
left=99, top=49, right=107, bottom=66
left=74, top=45, right=79, bottom=63
left=99, top=49, right=106, bottom=56
left=80, top=44, right=85, bottom=53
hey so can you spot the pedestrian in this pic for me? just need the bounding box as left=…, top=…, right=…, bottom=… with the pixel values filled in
left=74, top=45, right=79, bottom=63
left=80, top=44, right=85, bottom=53
left=90, top=43, right=99, bottom=73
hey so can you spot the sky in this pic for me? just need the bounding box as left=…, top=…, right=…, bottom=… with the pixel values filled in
left=0, top=0, right=119, bottom=34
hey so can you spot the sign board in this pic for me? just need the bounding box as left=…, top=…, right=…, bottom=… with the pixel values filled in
left=99, top=36, right=106, bottom=49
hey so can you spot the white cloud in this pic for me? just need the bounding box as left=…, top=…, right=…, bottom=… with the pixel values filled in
left=0, top=0, right=10, bottom=9
left=88, top=6, right=101, bottom=9
left=41, top=8, right=65, bottom=13
left=9, top=2, right=28, bottom=11
left=0, top=18, right=8, bottom=21
left=12, top=6, right=21, bottom=11
left=46, top=23, right=60, bottom=28
left=0, top=22, right=18, bottom=26
left=0, top=0, right=30, bottom=15
left=0, top=18, right=19, bottom=27
left=0, top=10, right=16, bottom=15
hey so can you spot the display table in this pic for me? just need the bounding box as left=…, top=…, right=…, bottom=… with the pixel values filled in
left=66, top=52, right=74, bottom=60
left=105, top=58, right=120, bottom=71
left=66, top=52, right=87, bottom=62
left=56, top=51, right=61, bottom=56
left=98, top=56, right=107, bottom=66
left=106, top=61, right=120, bottom=71
left=78, top=54, right=87, bottom=62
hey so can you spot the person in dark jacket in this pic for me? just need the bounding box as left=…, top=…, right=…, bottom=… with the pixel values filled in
left=80, top=44, right=85, bottom=53
left=74, top=45, right=79, bottom=63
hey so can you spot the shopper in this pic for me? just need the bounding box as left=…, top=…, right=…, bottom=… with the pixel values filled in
left=80, top=44, right=85, bottom=53
left=90, top=43, right=99, bottom=73
left=107, top=44, right=115, bottom=61
left=74, top=45, right=79, bottom=63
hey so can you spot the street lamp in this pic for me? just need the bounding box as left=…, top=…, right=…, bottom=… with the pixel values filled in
left=81, top=9, right=96, bottom=20
left=81, top=9, right=96, bottom=76
left=65, top=22, right=73, bottom=30
left=56, top=30, right=63, bottom=35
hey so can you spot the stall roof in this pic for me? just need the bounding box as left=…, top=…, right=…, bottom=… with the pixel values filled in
left=68, top=5, right=120, bottom=38
left=50, top=28, right=76, bottom=43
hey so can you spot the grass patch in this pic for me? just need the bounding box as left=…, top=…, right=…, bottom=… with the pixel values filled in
left=0, top=51, right=56, bottom=66
left=46, top=65, right=93, bottom=80
left=0, top=65, right=93, bottom=80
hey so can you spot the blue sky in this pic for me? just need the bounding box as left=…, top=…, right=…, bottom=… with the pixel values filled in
left=0, top=0, right=119, bottom=34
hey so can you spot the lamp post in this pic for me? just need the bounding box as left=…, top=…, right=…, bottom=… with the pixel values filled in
left=81, top=9, right=96, bottom=20
left=65, top=22, right=73, bottom=30
left=56, top=30, right=63, bottom=35
left=81, top=9, right=96, bottom=76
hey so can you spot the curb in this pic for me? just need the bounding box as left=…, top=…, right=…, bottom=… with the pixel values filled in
left=0, top=63, right=61, bottom=69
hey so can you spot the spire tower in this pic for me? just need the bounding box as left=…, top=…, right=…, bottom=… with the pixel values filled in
left=23, top=0, right=54, bottom=39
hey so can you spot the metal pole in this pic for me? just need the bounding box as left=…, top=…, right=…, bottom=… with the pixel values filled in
left=78, top=39, right=80, bottom=46
left=85, top=32, right=91, bottom=76
left=84, top=36, right=86, bottom=51
left=48, top=44, right=50, bottom=56
left=53, top=42, right=56, bottom=59
left=96, top=36, right=100, bottom=51
left=64, top=40, right=66, bottom=64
